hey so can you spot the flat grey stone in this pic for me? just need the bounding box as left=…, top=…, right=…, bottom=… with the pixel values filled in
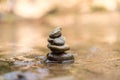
left=45, top=52, right=74, bottom=63
left=49, top=27, right=62, bottom=38
left=47, top=43, right=70, bottom=52
left=48, top=36, right=65, bottom=46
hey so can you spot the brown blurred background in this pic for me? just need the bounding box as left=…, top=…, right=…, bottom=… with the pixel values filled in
left=0, top=0, right=120, bottom=56
left=1, top=1, right=120, bottom=80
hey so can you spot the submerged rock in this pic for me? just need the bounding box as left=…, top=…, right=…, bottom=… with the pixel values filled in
left=4, top=71, right=40, bottom=80
left=4, top=71, right=26, bottom=80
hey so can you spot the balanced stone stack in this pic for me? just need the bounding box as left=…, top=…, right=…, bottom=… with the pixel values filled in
left=45, top=27, right=74, bottom=63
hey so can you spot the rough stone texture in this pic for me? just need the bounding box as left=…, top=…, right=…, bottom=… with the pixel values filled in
left=48, top=36, right=65, bottom=46
left=47, top=44, right=70, bottom=53
left=49, top=27, right=62, bottom=38
left=45, top=27, right=74, bottom=63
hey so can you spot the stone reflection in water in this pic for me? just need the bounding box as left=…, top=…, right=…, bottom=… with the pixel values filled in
left=44, top=64, right=74, bottom=80
left=3, top=64, right=74, bottom=80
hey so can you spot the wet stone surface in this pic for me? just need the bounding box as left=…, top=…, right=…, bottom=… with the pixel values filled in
left=49, top=27, right=62, bottom=38
left=45, top=27, right=74, bottom=63
left=0, top=56, right=74, bottom=80
left=48, top=36, right=65, bottom=46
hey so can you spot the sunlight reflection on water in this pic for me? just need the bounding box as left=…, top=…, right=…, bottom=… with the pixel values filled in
left=0, top=12, right=120, bottom=80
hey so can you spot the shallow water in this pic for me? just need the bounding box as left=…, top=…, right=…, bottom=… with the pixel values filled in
left=0, top=12, right=120, bottom=80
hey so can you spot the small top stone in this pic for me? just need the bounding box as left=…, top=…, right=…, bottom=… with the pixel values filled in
left=49, top=27, right=62, bottom=38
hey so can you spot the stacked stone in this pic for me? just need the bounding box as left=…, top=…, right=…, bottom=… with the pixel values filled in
left=45, top=27, right=74, bottom=63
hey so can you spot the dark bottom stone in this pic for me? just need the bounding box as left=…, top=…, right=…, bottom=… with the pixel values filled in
left=44, top=52, right=74, bottom=64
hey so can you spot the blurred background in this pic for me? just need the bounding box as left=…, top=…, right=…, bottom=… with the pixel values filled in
left=1, top=0, right=120, bottom=80
left=0, top=0, right=120, bottom=56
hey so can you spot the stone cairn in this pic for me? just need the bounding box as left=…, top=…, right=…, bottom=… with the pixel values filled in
left=45, top=27, right=74, bottom=63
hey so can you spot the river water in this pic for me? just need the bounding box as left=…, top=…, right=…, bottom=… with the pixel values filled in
left=0, top=12, right=120, bottom=80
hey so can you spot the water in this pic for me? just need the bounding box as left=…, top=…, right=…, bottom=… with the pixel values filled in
left=0, top=12, right=120, bottom=80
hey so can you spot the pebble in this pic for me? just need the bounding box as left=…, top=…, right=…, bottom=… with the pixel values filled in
left=48, top=36, right=65, bottom=46
left=47, top=44, right=70, bottom=52
left=49, top=27, right=62, bottom=38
